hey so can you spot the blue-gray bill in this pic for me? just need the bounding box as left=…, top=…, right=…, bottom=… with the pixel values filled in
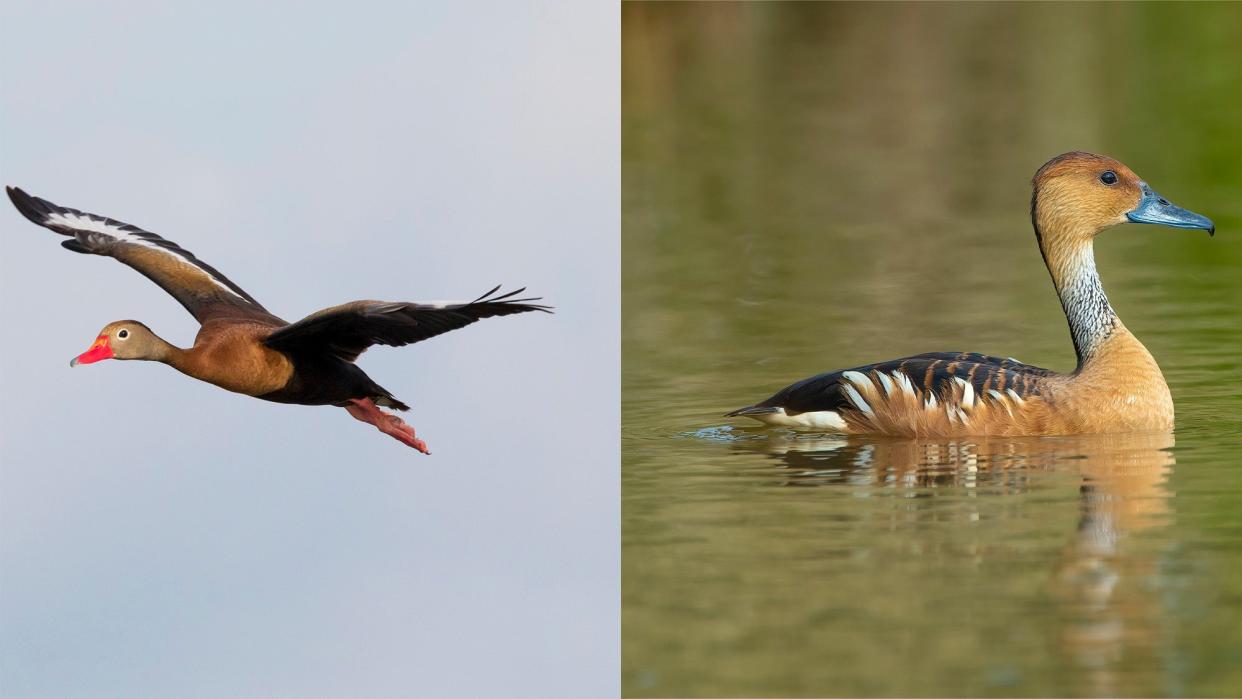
left=1127, top=182, right=1215, bottom=236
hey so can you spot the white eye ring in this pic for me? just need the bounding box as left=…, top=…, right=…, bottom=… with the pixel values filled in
left=117, top=329, right=130, bottom=340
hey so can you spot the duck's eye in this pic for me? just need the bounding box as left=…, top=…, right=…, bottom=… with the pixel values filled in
left=117, top=329, right=130, bottom=340
left=1100, top=171, right=1118, bottom=185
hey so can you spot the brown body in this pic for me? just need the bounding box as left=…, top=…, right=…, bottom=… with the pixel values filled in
left=825, top=327, right=1172, bottom=438
left=172, top=321, right=294, bottom=397
left=7, top=186, right=550, bottom=452
left=728, top=152, right=1212, bottom=437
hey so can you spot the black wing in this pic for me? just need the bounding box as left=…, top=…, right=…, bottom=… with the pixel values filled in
left=728, top=352, right=1055, bottom=417
left=7, top=186, right=278, bottom=324
left=264, top=286, right=552, bottom=362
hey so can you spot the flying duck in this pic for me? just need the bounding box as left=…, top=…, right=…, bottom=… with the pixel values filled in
left=7, top=186, right=551, bottom=454
left=727, top=152, right=1215, bottom=437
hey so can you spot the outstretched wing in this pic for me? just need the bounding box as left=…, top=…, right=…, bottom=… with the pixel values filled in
left=263, top=285, right=552, bottom=362
left=728, top=351, right=1055, bottom=417
left=7, top=186, right=278, bottom=324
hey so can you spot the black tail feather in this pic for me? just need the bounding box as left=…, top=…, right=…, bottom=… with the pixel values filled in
left=724, top=405, right=780, bottom=418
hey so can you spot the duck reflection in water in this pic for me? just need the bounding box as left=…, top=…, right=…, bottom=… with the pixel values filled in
left=727, top=430, right=1174, bottom=695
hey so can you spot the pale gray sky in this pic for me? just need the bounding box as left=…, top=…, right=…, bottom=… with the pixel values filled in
left=0, top=2, right=617, bottom=696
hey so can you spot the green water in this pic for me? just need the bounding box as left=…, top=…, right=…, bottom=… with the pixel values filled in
left=623, top=4, right=1242, bottom=697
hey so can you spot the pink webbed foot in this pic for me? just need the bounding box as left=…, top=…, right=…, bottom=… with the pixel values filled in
left=345, top=398, right=431, bottom=454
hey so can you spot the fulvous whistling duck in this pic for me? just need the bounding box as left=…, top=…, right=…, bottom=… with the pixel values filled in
left=7, top=187, right=551, bottom=454
left=727, top=152, right=1215, bottom=437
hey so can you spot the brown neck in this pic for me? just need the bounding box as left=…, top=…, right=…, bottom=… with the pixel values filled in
left=1034, top=220, right=1119, bottom=370
left=146, top=333, right=187, bottom=367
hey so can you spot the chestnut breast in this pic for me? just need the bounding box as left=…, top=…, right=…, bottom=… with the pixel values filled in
left=177, top=321, right=295, bottom=397
left=1055, top=328, right=1174, bottom=432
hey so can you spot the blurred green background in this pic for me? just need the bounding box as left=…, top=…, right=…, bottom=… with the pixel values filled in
left=624, top=3, right=1242, bottom=697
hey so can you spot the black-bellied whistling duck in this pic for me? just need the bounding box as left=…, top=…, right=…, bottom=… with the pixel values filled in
left=727, top=152, right=1215, bottom=437
left=7, top=186, right=551, bottom=454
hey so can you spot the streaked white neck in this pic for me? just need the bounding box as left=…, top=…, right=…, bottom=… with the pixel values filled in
left=1051, top=241, right=1118, bottom=368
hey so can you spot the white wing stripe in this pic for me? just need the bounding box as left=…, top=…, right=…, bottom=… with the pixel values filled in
left=842, top=370, right=873, bottom=392
left=876, top=371, right=895, bottom=397
left=953, top=376, right=975, bottom=410
left=45, top=211, right=245, bottom=301
left=891, top=370, right=916, bottom=398
left=841, top=384, right=874, bottom=415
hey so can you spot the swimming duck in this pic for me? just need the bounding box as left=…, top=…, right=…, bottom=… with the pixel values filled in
left=7, top=186, right=551, bottom=454
left=726, top=152, right=1214, bottom=437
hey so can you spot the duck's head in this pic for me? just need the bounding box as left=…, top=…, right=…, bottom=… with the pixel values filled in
left=1032, top=151, right=1214, bottom=242
left=70, top=320, right=163, bottom=367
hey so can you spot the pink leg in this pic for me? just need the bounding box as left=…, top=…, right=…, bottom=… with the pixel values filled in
left=345, top=398, right=430, bottom=454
